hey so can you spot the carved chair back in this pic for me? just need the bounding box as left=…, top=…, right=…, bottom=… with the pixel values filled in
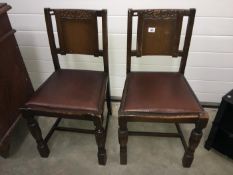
left=44, top=8, right=109, bottom=73
left=126, top=9, right=196, bottom=74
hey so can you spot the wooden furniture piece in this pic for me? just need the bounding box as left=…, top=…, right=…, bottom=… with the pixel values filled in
left=205, top=89, right=233, bottom=159
left=20, top=8, right=111, bottom=165
left=0, top=3, right=34, bottom=158
left=118, top=9, right=209, bottom=167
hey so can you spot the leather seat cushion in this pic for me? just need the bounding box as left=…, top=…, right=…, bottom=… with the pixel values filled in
left=25, top=69, right=107, bottom=116
left=119, top=72, right=203, bottom=115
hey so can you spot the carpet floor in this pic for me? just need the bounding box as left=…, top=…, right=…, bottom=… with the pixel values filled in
left=0, top=103, right=232, bottom=175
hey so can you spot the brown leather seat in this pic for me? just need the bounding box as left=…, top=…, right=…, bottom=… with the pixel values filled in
left=25, top=69, right=107, bottom=116
left=119, top=72, right=203, bottom=116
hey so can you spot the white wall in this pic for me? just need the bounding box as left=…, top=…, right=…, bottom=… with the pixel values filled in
left=5, top=0, right=233, bottom=102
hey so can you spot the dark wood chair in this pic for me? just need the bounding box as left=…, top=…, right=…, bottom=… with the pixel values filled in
left=20, top=8, right=111, bottom=165
left=118, top=9, right=209, bottom=167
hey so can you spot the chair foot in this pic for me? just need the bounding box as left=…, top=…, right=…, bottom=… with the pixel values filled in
left=120, top=146, right=127, bottom=164
left=0, top=142, right=10, bottom=158
left=23, top=112, right=50, bottom=158
left=118, top=118, right=128, bottom=165
left=37, top=144, right=50, bottom=158
left=182, top=153, right=194, bottom=167
left=94, top=118, right=107, bottom=165
left=97, top=148, right=107, bottom=165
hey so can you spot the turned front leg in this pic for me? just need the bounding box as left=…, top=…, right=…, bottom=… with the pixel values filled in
left=118, top=118, right=128, bottom=164
left=94, top=117, right=107, bottom=165
left=182, top=114, right=208, bottom=167
left=23, top=112, right=50, bottom=157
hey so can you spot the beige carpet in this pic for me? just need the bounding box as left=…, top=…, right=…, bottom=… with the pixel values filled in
left=0, top=103, right=232, bottom=175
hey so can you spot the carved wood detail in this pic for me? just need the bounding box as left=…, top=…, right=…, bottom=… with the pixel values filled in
left=54, top=9, right=96, bottom=20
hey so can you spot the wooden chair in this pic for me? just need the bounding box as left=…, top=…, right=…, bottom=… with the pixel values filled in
left=20, top=8, right=111, bottom=165
left=118, top=9, right=209, bottom=167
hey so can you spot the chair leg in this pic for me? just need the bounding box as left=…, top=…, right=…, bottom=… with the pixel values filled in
left=182, top=119, right=207, bottom=167
left=94, top=118, right=107, bottom=165
left=0, top=139, right=10, bottom=158
left=118, top=118, right=128, bottom=164
left=106, top=82, right=112, bottom=115
left=23, top=112, right=50, bottom=157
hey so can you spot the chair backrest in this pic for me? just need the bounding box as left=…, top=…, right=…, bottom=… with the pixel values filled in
left=44, top=8, right=109, bottom=73
left=126, top=9, right=196, bottom=74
